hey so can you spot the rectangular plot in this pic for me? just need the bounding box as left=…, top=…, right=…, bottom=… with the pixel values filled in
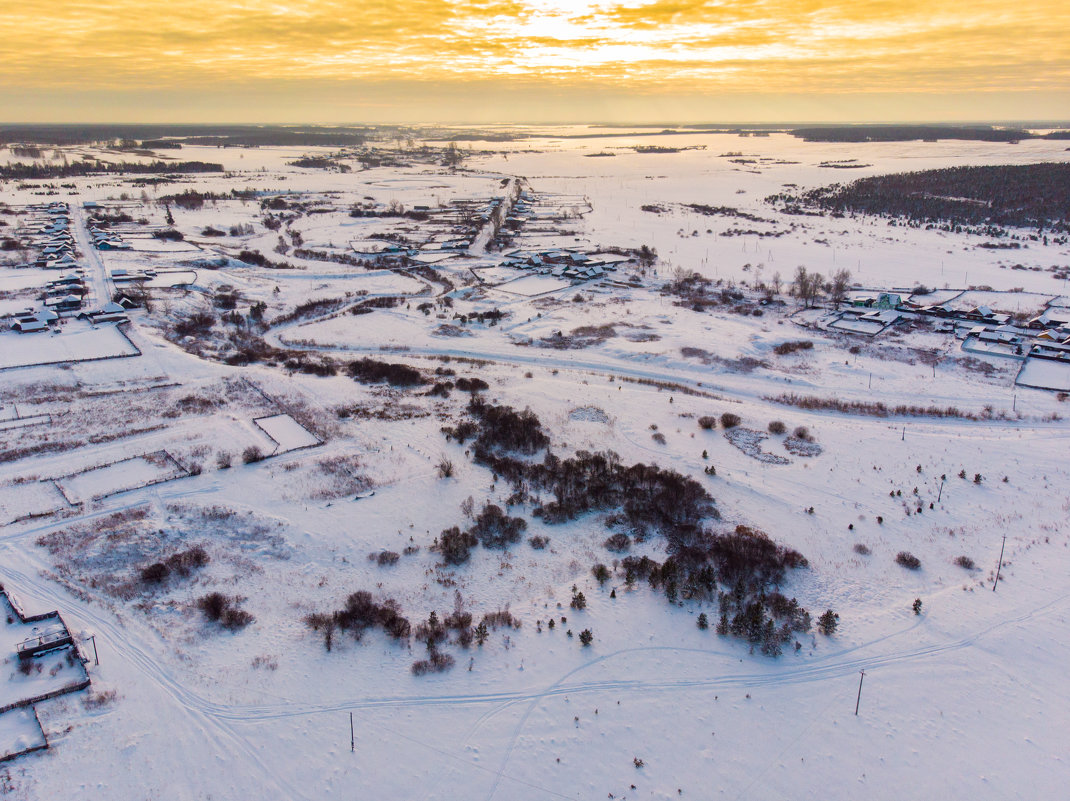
left=254, top=414, right=319, bottom=452
left=0, top=482, right=69, bottom=525
left=1016, top=358, right=1070, bottom=391
left=0, top=708, right=47, bottom=762
left=55, top=452, right=186, bottom=504
left=0, top=326, right=139, bottom=370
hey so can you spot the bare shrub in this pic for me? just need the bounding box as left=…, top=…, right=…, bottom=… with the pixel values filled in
left=196, top=593, right=254, bottom=630
left=528, top=535, right=549, bottom=549
left=139, top=562, right=169, bottom=584
left=347, top=358, right=424, bottom=387
left=468, top=401, right=549, bottom=455
left=469, top=503, right=527, bottom=549
left=437, top=526, right=478, bottom=565
left=412, top=651, right=455, bottom=675
left=436, top=456, right=455, bottom=478
left=242, top=446, right=264, bottom=464
left=768, top=420, right=787, bottom=435
left=140, top=546, right=209, bottom=586
left=481, top=609, right=519, bottom=629
left=374, top=551, right=400, bottom=566
left=251, top=655, right=278, bottom=670
left=954, top=555, right=975, bottom=569
left=604, top=532, right=631, bottom=553
left=896, top=551, right=921, bottom=570
left=853, top=543, right=871, bottom=556
left=767, top=393, right=983, bottom=420
left=698, top=416, right=717, bottom=430
left=305, top=590, right=410, bottom=648
left=720, top=413, right=741, bottom=429
left=773, top=340, right=813, bottom=356
left=455, top=377, right=489, bottom=393
left=792, top=426, right=812, bottom=441
left=82, top=689, right=119, bottom=709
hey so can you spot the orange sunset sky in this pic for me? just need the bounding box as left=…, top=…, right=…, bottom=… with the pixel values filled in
left=3, top=0, right=1068, bottom=123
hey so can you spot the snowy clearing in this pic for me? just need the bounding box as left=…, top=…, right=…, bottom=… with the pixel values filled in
left=0, top=126, right=1067, bottom=801
left=0, top=326, right=139, bottom=370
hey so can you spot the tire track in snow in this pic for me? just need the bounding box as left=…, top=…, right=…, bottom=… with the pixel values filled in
left=0, top=556, right=313, bottom=801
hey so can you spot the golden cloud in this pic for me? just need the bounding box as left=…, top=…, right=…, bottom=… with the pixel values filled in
left=1, top=0, right=1067, bottom=119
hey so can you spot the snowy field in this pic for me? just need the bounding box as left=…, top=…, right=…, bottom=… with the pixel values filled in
left=1015, top=357, right=1070, bottom=390
left=0, top=127, right=1068, bottom=800
left=0, top=708, right=46, bottom=761
left=0, top=482, right=69, bottom=525
left=254, top=413, right=320, bottom=452
left=0, top=325, right=139, bottom=370
left=55, top=452, right=187, bottom=504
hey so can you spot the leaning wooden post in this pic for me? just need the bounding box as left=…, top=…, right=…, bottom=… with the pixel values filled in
left=855, top=670, right=865, bottom=716
left=993, top=535, right=1007, bottom=592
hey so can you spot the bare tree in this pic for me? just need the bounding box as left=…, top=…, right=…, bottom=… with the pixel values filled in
left=792, top=266, right=808, bottom=305
left=829, top=268, right=852, bottom=308
left=806, top=271, right=824, bottom=307
left=793, top=266, right=824, bottom=308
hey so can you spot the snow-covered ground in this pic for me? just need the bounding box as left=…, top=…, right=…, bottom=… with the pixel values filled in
left=0, top=324, right=139, bottom=370
left=0, top=128, right=1068, bottom=799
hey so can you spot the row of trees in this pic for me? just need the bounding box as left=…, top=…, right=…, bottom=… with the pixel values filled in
left=791, top=267, right=852, bottom=308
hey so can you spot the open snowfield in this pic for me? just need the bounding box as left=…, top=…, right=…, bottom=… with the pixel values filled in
left=0, top=325, right=139, bottom=370
left=254, top=413, right=320, bottom=452
left=54, top=452, right=188, bottom=504
left=0, top=708, right=46, bottom=762
left=1015, top=357, right=1070, bottom=391
left=0, top=126, right=1068, bottom=799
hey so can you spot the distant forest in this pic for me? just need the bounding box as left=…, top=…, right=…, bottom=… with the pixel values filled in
left=788, top=125, right=1070, bottom=143
left=0, top=124, right=371, bottom=148
left=0, top=160, right=223, bottom=180
left=768, top=163, right=1070, bottom=233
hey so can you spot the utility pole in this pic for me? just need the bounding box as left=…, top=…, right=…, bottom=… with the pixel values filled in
left=937, top=476, right=945, bottom=503
left=86, top=634, right=99, bottom=666
left=350, top=712, right=355, bottom=752
left=855, top=670, right=865, bottom=716
left=993, top=535, right=1007, bottom=592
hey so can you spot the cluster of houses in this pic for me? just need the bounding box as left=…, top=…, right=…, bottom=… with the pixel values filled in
left=848, top=292, right=1015, bottom=326
left=964, top=307, right=1070, bottom=360
left=838, top=290, right=1070, bottom=368
left=10, top=273, right=136, bottom=333
left=87, top=217, right=131, bottom=251
left=12, top=307, right=59, bottom=333
left=500, top=248, right=631, bottom=282
left=12, top=273, right=87, bottom=330
left=27, top=202, right=79, bottom=270
left=834, top=294, right=908, bottom=332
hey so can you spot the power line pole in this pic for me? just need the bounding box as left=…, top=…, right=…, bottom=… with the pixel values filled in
left=350, top=712, right=355, bottom=752
left=993, top=535, right=1007, bottom=592
left=855, top=670, right=865, bottom=716
left=86, top=634, right=99, bottom=666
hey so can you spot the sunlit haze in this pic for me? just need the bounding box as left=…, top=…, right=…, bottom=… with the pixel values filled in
left=3, top=0, right=1068, bottom=122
